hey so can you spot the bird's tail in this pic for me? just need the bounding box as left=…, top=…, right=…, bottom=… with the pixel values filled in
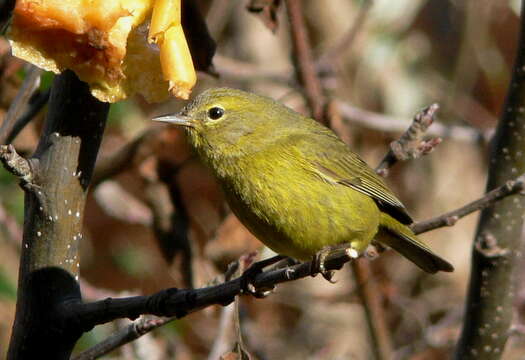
left=377, top=213, right=454, bottom=273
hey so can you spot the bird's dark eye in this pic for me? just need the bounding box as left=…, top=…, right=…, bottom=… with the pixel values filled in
left=207, top=106, right=225, bottom=120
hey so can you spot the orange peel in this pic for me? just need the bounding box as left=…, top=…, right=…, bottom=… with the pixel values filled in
left=8, top=0, right=196, bottom=102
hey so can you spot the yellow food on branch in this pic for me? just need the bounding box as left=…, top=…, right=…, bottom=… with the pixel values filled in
left=8, top=0, right=196, bottom=102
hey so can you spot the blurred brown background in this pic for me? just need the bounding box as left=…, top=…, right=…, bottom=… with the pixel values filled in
left=1, top=0, right=525, bottom=359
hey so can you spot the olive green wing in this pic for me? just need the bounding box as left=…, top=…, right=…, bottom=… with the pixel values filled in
left=299, top=135, right=413, bottom=224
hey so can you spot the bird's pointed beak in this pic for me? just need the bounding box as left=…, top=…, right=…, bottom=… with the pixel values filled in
left=152, top=114, right=194, bottom=128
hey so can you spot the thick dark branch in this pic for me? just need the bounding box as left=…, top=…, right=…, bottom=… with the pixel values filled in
left=412, top=174, right=525, bottom=235
left=454, top=2, right=525, bottom=358
left=376, top=104, right=442, bottom=176
left=7, top=71, right=109, bottom=360
left=65, top=247, right=353, bottom=328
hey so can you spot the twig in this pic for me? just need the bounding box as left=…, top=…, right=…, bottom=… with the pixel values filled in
left=376, top=104, right=442, bottom=176
left=0, top=65, right=42, bottom=144
left=206, top=257, right=250, bottom=360
left=412, top=174, right=525, bottom=235
left=285, top=0, right=326, bottom=123
left=72, top=317, right=174, bottom=360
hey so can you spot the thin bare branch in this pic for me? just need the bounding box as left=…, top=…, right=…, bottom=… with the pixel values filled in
left=72, top=317, right=174, bottom=360
left=412, top=174, right=525, bottom=235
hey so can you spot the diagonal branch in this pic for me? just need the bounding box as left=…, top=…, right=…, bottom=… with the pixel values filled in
left=412, top=174, right=525, bottom=235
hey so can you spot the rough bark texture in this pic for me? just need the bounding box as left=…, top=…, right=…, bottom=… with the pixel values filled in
left=7, top=71, right=109, bottom=359
left=454, top=3, right=525, bottom=358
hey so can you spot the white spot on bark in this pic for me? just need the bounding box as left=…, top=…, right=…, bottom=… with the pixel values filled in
left=37, top=231, right=41, bottom=237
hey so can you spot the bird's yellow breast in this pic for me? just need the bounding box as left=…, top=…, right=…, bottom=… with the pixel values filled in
left=217, top=147, right=380, bottom=260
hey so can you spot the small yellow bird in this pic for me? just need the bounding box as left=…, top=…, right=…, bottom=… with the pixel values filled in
left=154, top=88, right=453, bottom=274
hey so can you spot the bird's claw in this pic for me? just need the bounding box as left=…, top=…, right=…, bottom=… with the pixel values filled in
left=310, top=247, right=337, bottom=283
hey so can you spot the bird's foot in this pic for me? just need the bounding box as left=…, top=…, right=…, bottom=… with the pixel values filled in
left=310, top=247, right=337, bottom=283
left=239, top=254, right=286, bottom=298
left=310, top=244, right=361, bottom=283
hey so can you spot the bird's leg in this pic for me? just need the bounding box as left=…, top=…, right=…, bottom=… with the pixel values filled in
left=239, top=254, right=287, bottom=298
left=311, top=244, right=360, bottom=283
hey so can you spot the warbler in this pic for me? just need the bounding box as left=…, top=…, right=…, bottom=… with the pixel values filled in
left=154, top=88, right=453, bottom=274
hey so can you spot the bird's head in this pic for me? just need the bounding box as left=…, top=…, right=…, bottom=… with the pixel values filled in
left=153, top=87, right=303, bottom=159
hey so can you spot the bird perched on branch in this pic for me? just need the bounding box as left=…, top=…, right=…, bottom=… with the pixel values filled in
left=154, top=88, right=453, bottom=279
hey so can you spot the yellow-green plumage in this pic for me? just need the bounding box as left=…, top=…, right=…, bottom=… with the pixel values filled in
left=156, top=88, right=453, bottom=273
